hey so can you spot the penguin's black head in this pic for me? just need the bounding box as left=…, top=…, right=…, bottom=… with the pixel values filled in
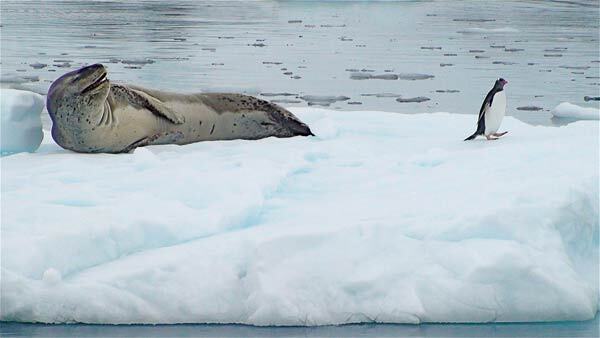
left=495, top=78, right=508, bottom=89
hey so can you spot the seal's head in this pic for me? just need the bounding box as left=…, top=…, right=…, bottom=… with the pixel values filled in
left=47, top=63, right=110, bottom=126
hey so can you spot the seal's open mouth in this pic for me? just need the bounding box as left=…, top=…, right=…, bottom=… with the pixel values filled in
left=81, top=72, right=108, bottom=94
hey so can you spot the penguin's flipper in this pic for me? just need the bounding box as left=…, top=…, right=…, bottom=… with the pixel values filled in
left=476, top=102, right=490, bottom=130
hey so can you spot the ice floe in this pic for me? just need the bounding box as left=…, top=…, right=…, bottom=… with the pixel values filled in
left=1, top=108, right=597, bottom=325
left=0, top=89, right=44, bottom=154
left=553, top=102, right=599, bottom=120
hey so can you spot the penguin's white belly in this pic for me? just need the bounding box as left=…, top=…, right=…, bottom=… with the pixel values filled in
left=484, top=90, right=506, bottom=135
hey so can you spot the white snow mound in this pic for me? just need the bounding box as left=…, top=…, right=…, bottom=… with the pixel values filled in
left=553, top=102, right=600, bottom=120
left=0, top=109, right=598, bottom=325
left=0, top=89, right=44, bottom=154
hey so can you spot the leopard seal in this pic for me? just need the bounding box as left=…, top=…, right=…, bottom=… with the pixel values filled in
left=46, top=64, right=313, bottom=153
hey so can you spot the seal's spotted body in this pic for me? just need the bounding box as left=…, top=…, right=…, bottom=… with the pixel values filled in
left=47, top=64, right=313, bottom=153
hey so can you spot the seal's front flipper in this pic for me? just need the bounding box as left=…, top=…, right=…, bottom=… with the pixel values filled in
left=122, top=131, right=184, bottom=153
left=128, top=88, right=186, bottom=124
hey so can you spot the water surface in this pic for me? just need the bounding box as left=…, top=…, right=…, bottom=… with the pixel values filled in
left=1, top=0, right=599, bottom=126
left=1, top=316, right=598, bottom=337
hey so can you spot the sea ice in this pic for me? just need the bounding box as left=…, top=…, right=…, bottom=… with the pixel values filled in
left=396, top=96, right=431, bottom=103
left=553, top=102, right=600, bottom=120
left=457, top=27, right=520, bottom=34
left=398, top=73, right=435, bottom=80
left=0, top=109, right=598, bottom=325
left=0, top=89, right=44, bottom=154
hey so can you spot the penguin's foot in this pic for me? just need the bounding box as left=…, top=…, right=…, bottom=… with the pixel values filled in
left=485, top=135, right=499, bottom=140
left=493, top=131, right=508, bottom=137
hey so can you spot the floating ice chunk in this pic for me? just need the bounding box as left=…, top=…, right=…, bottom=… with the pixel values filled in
left=517, top=106, right=543, bottom=111
left=371, top=74, right=399, bottom=80
left=361, top=93, right=402, bottom=98
left=458, top=27, right=519, bottom=34
left=351, top=73, right=400, bottom=80
left=271, top=99, right=302, bottom=104
left=29, top=62, right=47, bottom=69
left=559, top=65, right=590, bottom=70
left=396, top=96, right=430, bottom=103
left=299, top=95, right=350, bottom=105
left=260, top=92, right=297, bottom=97
left=552, top=102, right=599, bottom=120
left=398, top=73, right=435, bottom=80
left=0, top=75, right=40, bottom=84
left=1, top=89, right=44, bottom=154
left=53, top=62, right=71, bottom=68
left=350, top=72, right=372, bottom=80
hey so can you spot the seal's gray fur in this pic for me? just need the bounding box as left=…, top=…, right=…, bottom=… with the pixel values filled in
left=47, top=64, right=313, bottom=153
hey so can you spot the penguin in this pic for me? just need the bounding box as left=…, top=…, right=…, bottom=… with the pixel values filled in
left=464, top=78, right=509, bottom=141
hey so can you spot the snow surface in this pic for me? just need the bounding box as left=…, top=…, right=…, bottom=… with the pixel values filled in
left=553, top=102, right=600, bottom=120
left=1, top=109, right=598, bottom=325
left=0, top=89, right=44, bottom=154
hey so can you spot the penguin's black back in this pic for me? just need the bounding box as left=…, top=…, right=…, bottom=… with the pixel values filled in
left=464, top=85, right=503, bottom=140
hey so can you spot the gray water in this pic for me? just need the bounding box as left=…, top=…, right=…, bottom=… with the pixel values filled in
left=1, top=0, right=599, bottom=127
left=1, top=315, right=598, bottom=337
